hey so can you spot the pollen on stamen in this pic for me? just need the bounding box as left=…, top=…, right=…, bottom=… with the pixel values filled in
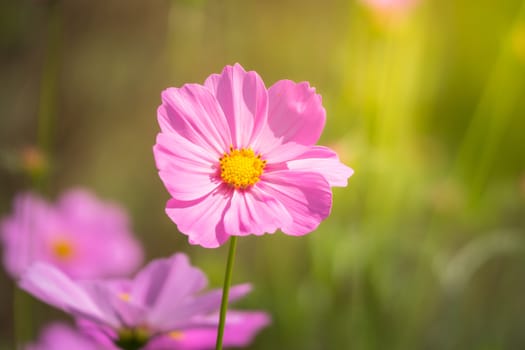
left=219, top=147, right=266, bottom=190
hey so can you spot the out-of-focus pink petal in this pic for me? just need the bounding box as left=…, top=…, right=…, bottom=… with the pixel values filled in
left=154, top=283, right=252, bottom=332
left=25, top=323, right=103, bottom=350
left=53, top=189, right=143, bottom=279
left=80, top=282, right=146, bottom=328
left=285, top=146, right=354, bottom=187
left=57, top=189, right=127, bottom=229
left=81, top=233, right=143, bottom=280
left=223, top=188, right=293, bottom=236
left=158, top=85, right=232, bottom=155
left=253, top=80, right=325, bottom=156
left=165, top=188, right=231, bottom=248
left=261, top=171, right=332, bottom=235
left=204, top=63, right=268, bottom=148
left=154, top=133, right=221, bottom=201
left=0, top=192, right=59, bottom=278
left=363, top=0, right=418, bottom=12
left=76, top=319, right=118, bottom=348
left=19, top=263, right=120, bottom=328
left=190, top=311, right=270, bottom=349
left=134, top=254, right=208, bottom=328
left=147, top=311, right=270, bottom=350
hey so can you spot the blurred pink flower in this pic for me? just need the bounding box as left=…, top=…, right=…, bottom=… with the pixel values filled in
left=0, top=189, right=143, bottom=279
left=26, top=315, right=268, bottom=350
left=20, top=253, right=269, bottom=349
left=153, top=63, right=353, bottom=248
left=362, top=0, right=418, bottom=12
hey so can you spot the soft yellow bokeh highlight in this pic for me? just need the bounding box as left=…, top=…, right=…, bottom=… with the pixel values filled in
left=118, top=293, right=131, bottom=302
left=168, top=331, right=184, bottom=340
left=51, top=239, right=74, bottom=261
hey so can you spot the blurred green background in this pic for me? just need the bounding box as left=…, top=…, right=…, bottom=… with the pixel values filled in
left=1, top=0, right=525, bottom=349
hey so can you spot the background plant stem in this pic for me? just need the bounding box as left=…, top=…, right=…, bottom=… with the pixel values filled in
left=14, top=1, right=62, bottom=348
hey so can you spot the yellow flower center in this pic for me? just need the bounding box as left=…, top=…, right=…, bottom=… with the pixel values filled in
left=168, top=331, right=184, bottom=340
left=219, top=147, right=266, bottom=189
left=118, top=293, right=131, bottom=302
left=51, top=239, right=74, bottom=260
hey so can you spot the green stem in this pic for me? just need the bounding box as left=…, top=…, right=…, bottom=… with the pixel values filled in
left=33, top=0, right=61, bottom=195
left=215, top=236, right=238, bottom=350
left=37, top=0, right=61, bottom=158
left=14, top=1, right=62, bottom=348
left=14, top=289, right=34, bottom=350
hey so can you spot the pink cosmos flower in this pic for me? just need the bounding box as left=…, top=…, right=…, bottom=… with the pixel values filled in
left=153, top=63, right=353, bottom=248
left=20, top=253, right=269, bottom=349
left=0, top=189, right=143, bottom=279
left=26, top=315, right=267, bottom=350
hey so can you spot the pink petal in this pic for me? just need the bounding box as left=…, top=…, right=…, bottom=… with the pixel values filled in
left=80, top=282, right=146, bottom=328
left=132, top=254, right=207, bottom=308
left=19, top=263, right=120, bottom=328
left=76, top=319, right=118, bottom=348
left=57, top=189, right=127, bottom=228
left=285, top=146, right=354, bottom=187
left=25, top=323, right=102, bottom=350
left=55, top=189, right=144, bottom=279
left=262, top=142, right=313, bottom=164
left=261, top=171, right=332, bottom=235
left=165, top=187, right=231, bottom=248
left=147, top=311, right=270, bottom=350
left=0, top=192, right=53, bottom=278
left=154, top=133, right=220, bottom=201
left=223, top=188, right=293, bottom=236
left=211, top=311, right=270, bottom=347
left=253, top=80, right=326, bottom=157
left=155, top=284, right=252, bottom=332
left=204, top=63, right=268, bottom=148
left=74, top=233, right=143, bottom=280
left=135, top=254, right=209, bottom=328
left=158, top=84, right=231, bottom=155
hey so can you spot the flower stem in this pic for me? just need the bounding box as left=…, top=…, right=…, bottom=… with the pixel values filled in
left=215, top=236, right=238, bottom=350
left=35, top=0, right=62, bottom=195
left=14, top=2, right=62, bottom=348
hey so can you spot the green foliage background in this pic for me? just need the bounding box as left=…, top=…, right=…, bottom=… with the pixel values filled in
left=1, top=0, right=525, bottom=349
